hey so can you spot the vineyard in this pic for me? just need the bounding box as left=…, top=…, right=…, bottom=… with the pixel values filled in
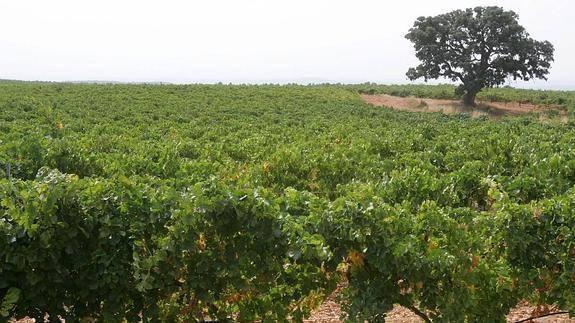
left=1, top=82, right=574, bottom=322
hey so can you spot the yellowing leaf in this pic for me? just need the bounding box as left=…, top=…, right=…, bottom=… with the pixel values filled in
left=415, top=281, right=424, bottom=290
left=197, top=233, right=206, bottom=251
left=427, top=240, right=439, bottom=251
left=348, top=250, right=365, bottom=268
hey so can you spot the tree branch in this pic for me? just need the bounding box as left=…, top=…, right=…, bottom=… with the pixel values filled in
left=397, top=299, right=432, bottom=323
left=442, top=64, right=465, bottom=83
left=403, top=303, right=432, bottom=323
left=514, top=311, right=570, bottom=323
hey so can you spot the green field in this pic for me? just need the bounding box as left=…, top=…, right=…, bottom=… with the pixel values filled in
left=1, top=82, right=574, bottom=321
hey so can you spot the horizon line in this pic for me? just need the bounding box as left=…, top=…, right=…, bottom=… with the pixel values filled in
left=1, top=78, right=574, bottom=91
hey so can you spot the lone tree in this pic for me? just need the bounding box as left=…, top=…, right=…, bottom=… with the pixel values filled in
left=405, top=6, right=554, bottom=106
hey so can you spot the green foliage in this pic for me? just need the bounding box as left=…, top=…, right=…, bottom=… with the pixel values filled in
left=0, top=82, right=574, bottom=321
left=405, top=6, right=554, bottom=105
left=1, top=288, right=21, bottom=317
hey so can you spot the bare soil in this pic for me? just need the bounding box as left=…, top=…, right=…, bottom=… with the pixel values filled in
left=361, top=94, right=568, bottom=121
left=13, top=303, right=574, bottom=323
left=307, top=289, right=574, bottom=323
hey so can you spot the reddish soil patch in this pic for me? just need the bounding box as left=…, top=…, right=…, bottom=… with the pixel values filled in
left=361, top=94, right=567, bottom=120
left=11, top=300, right=574, bottom=322
left=307, top=291, right=574, bottom=323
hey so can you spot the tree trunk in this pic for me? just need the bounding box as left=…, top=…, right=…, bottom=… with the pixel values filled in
left=463, top=91, right=477, bottom=107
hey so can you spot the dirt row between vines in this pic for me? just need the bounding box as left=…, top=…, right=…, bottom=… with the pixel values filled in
left=307, top=286, right=574, bottom=322
left=11, top=298, right=574, bottom=323
left=361, top=93, right=568, bottom=121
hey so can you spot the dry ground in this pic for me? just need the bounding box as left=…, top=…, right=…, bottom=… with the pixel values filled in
left=361, top=94, right=568, bottom=121
left=12, top=301, right=574, bottom=323
left=307, top=288, right=574, bottom=323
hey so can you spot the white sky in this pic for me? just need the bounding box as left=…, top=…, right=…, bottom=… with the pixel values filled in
left=0, top=0, right=573, bottom=89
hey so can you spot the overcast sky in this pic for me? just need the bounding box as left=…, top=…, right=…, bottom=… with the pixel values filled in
left=1, top=0, right=573, bottom=89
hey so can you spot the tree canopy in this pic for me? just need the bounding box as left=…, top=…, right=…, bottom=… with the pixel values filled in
left=405, top=6, right=554, bottom=106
